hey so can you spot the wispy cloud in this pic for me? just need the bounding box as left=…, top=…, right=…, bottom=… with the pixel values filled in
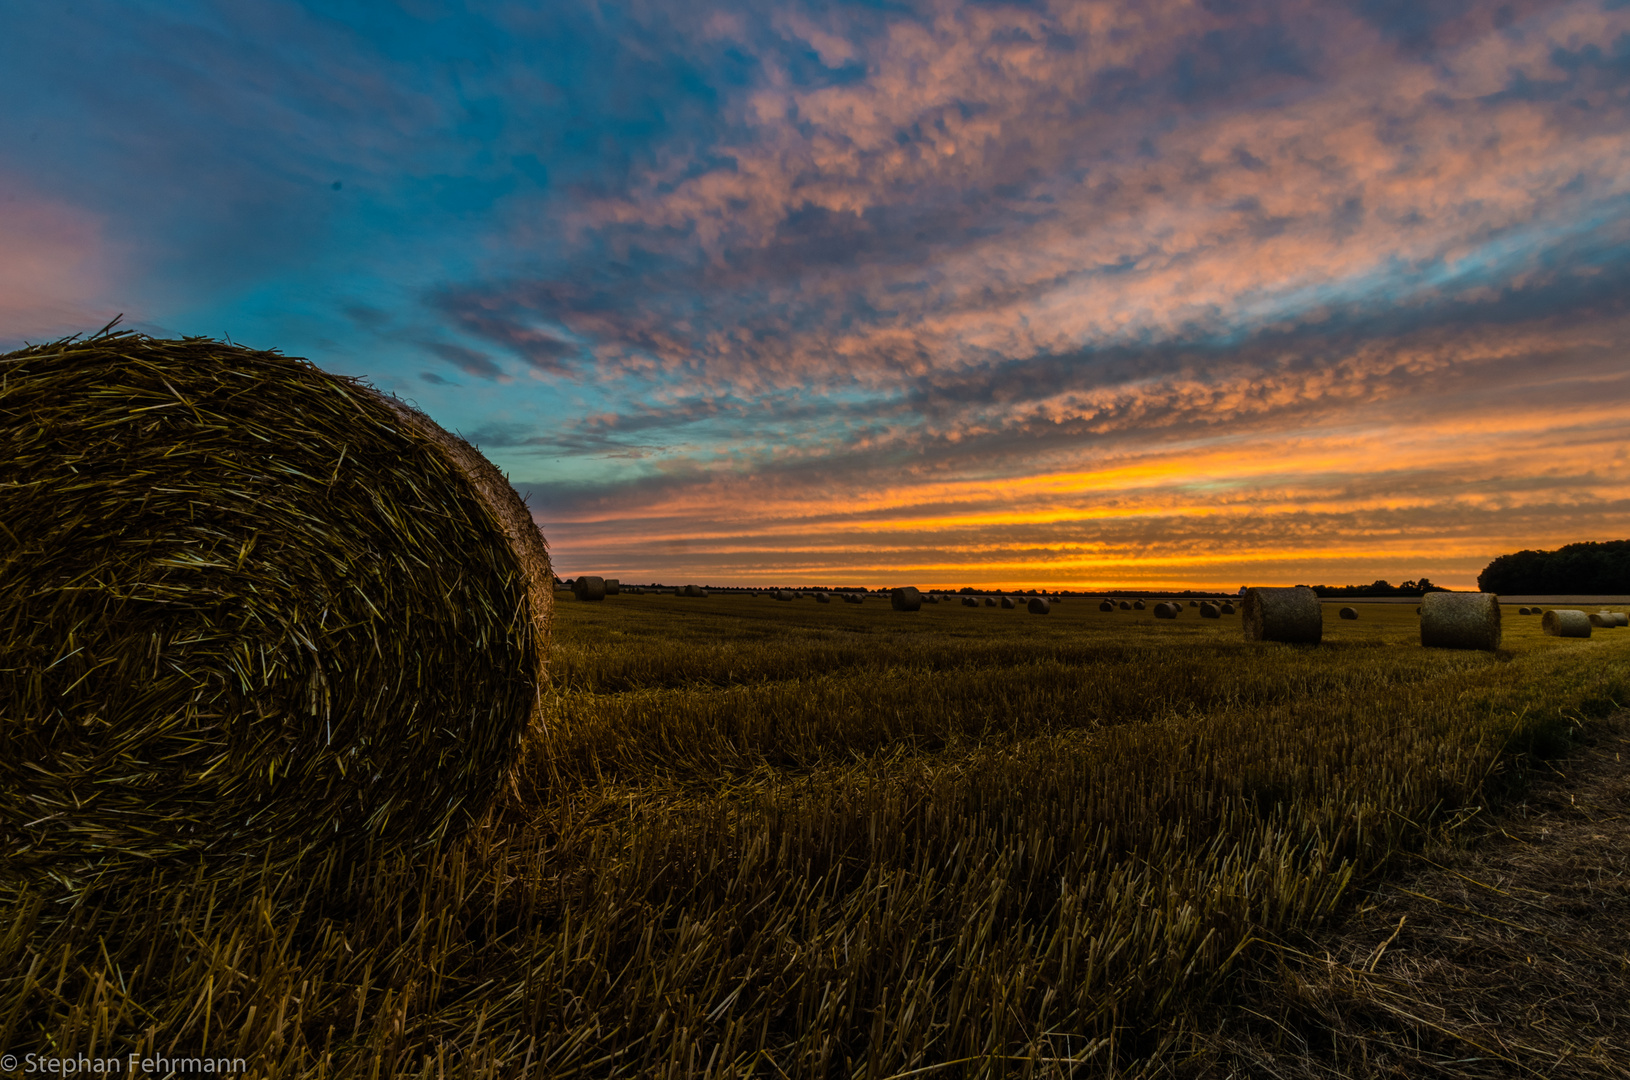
left=5, top=0, right=1627, bottom=586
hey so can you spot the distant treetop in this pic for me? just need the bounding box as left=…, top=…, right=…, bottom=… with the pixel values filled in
left=1477, top=540, right=1630, bottom=595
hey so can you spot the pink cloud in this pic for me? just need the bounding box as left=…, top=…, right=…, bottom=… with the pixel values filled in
left=0, top=180, right=122, bottom=342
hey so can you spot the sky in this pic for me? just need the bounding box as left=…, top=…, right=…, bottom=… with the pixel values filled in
left=3, top=0, right=1628, bottom=589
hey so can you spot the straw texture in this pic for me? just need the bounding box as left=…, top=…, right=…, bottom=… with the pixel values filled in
left=1420, top=592, right=1502, bottom=651
left=1241, top=586, right=1322, bottom=644
left=1542, top=609, right=1592, bottom=638
left=0, top=331, right=552, bottom=887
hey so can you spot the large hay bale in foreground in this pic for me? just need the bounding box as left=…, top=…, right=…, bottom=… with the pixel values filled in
left=1542, top=609, right=1592, bottom=638
left=1420, top=592, right=1500, bottom=650
left=573, top=575, right=607, bottom=601
left=1241, top=586, right=1322, bottom=644
left=891, top=587, right=923, bottom=612
left=0, top=332, right=552, bottom=884
left=1028, top=596, right=1050, bottom=614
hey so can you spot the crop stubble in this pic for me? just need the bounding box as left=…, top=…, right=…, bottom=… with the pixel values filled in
left=2, top=598, right=1625, bottom=1077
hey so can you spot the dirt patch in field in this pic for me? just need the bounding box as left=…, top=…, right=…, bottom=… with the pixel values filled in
left=1180, top=714, right=1630, bottom=1079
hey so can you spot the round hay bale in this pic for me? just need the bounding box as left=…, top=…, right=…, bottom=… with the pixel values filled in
left=1614, top=613, right=1629, bottom=627
left=1118, top=600, right=1132, bottom=610
left=0, top=332, right=552, bottom=885
left=1588, top=612, right=1613, bottom=627
left=815, top=592, right=830, bottom=603
left=1516, top=606, right=1530, bottom=615
left=1153, top=602, right=1178, bottom=619
left=962, top=595, right=978, bottom=607
left=846, top=592, right=865, bottom=604
left=1220, top=602, right=1236, bottom=615
left=1133, top=599, right=1146, bottom=610
left=773, top=589, right=792, bottom=601
left=1028, top=596, right=1050, bottom=614
left=1099, top=600, right=1114, bottom=612
left=1001, top=596, right=1016, bottom=609
left=686, top=584, right=710, bottom=598
left=1420, top=592, right=1501, bottom=650
left=1187, top=600, right=1198, bottom=607
left=1542, top=609, right=1592, bottom=638
left=604, top=578, right=621, bottom=595
left=1338, top=606, right=1359, bottom=620
left=1199, top=602, right=1221, bottom=619
left=1241, top=586, right=1322, bottom=644
left=573, top=575, right=607, bottom=601
left=983, top=596, right=997, bottom=607
left=891, top=586, right=923, bottom=612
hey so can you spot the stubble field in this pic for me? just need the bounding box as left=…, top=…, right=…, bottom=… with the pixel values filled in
left=4, top=595, right=1626, bottom=1078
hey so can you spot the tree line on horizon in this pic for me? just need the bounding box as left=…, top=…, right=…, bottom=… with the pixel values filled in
left=1477, top=539, right=1630, bottom=595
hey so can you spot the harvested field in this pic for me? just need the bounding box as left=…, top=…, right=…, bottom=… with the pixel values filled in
left=3, top=596, right=1626, bottom=1077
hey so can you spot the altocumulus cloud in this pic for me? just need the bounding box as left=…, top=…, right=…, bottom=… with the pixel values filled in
left=3, top=0, right=1628, bottom=586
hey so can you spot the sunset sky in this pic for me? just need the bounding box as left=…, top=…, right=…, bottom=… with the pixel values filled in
left=4, top=0, right=1628, bottom=589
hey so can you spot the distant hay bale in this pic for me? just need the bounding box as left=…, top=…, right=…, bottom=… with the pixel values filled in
left=1588, top=612, right=1613, bottom=627
left=1241, top=586, right=1322, bottom=644
left=1133, top=599, right=1146, bottom=610
left=1154, top=602, right=1178, bottom=619
left=891, top=586, right=923, bottom=612
left=1099, top=600, right=1114, bottom=611
left=0, top=331, right=552, bottom=886
left=1200, top=602, right=1221, bottom=619
left=845, top=592, right=865, bottom=604
left=1028, top=596, right=1050, bottom=614
left=1188, top=600, right=1198, bottom=607
left=1118, top=601, right=1132, bottom=610
left=773, top=589, right=793, bottom=601
left=1339, top=606, right=1359, bottom=620
left=962, top=596, right=978, bottom=607
left=1542, top=609, right=1592, bottom=638
left=1001, top=596, right=1016, bottom=609
left=983, top=596, right=997, bottom=606
left=1420, top=592, right=1501, bottom=650
left=1614, top=613, right=1629, bottom=627
left=605, top=578, right=621, bottom=595
left=684, top=584, right=709, bottom=598
left=815, top=592, right=830, bottom=603
left=1517, top=606, right=1531, bottom=615
left=1220, top=603, right=1236, bottom=615
left=573, top=575, right=608, bottom=601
